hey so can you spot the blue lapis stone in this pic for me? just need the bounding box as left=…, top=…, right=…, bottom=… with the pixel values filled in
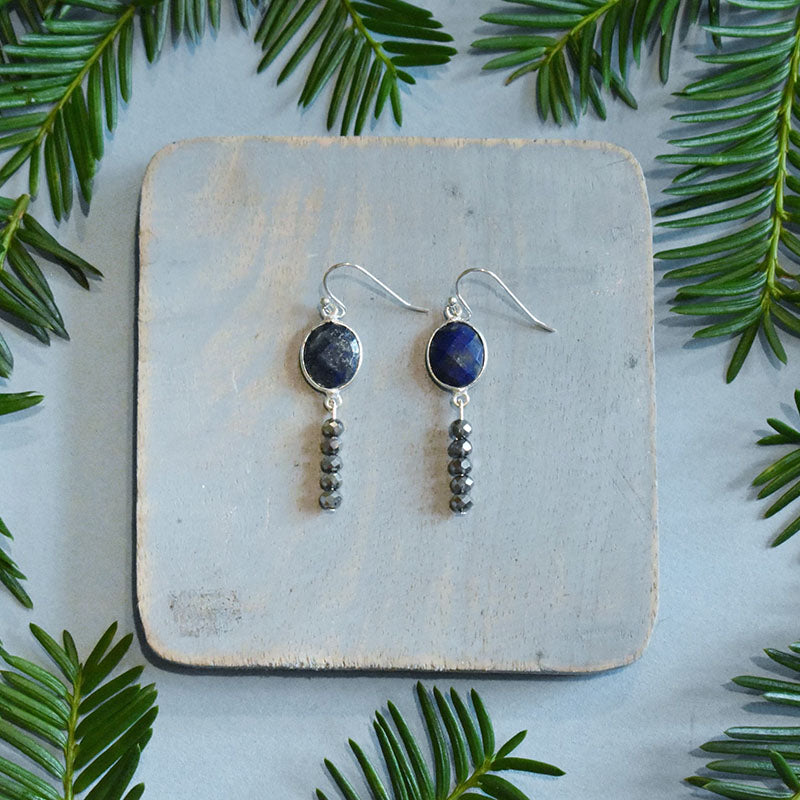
left=427, top=321, right=486, bottom=389
left=302, top=321, right=361, bottom=390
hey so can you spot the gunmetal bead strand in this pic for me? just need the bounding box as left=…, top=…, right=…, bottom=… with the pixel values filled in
left=319, top=417, right=343, bottom=510
left=448, top=418, right=473, bottom=514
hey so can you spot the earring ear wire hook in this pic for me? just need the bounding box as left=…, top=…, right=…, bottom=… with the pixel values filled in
left=321, top=262, right=430, bottom=318
left=454, top=267, right=556, bottom=333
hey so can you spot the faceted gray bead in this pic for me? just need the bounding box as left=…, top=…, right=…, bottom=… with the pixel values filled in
left=319, top=491, right=342, bottom=510
left=322, top=418, right=344, bottom=438
left=321, top=436, right=342, bottom=455
left=321, top=454, right=343, bottom=473
left=447, top=438, right=472, bottom=458
left=320, top=472, right=342, bottom=491
left=450, top=475, right=474, bottom=495
left=449, top=419, right=472, bottom=439
left=450, top=495, right=473, bottom=514
left=448, top=457, right=472, bottom=476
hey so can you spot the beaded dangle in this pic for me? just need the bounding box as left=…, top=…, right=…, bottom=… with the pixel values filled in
left=300, top=262, right=428, bottom=511
left=425, top=268, right=555, bottom=515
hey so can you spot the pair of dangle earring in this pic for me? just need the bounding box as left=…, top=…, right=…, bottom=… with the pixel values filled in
left=425, top=268, right=555, bottom=515
left=299, top=262, right=428, bottom=511
left=300, top=264, right=554, bottom=514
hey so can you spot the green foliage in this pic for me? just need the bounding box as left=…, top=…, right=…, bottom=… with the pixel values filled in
left=0, top=0, right=61, bottom=48
left=0, top=516, right=32, bottom=609
left=472, top=0, right=712, bottom=123
left=0, top=194, right=96, bottom=610
left=317, top=683, right=564, bottom=800
left=688, top=640, right=800, bottom=799
left=254, top=0, right=456, bottom=135
left=0, top=0, right=243, bottom=221
left=0, top=193, right=99, bottom=376
left=0, top=0, right=454, bottom=204
left=0, top=621, right=157, bottom=800
left=753, top=388, right=800, bottom=546
left=0, top=391, right=43, bottom=415
left=657, top=1, right=800, bottom=381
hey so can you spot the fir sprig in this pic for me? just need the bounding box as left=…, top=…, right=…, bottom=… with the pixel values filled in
left=753, top=388, right=800, bottom=546
left=0, top=0, right=246, bottom=220
left=318, top=683, right=564, bottom=800
left=0, top=0, right=62, bottom=48
left=253, top=0, right=456, bottom=135
left=688, top=640, right=800, bottom=799
left=0, top=621, right=157, bottom=800
left=0, top=193, right=99, bottom=375
left=0, top=195, right=97, bottom=612
left=657, top=0, right=800, bottom=380
left=0, top=516, right=32, bottom=608
left=472, top=0, right=713, bottom=123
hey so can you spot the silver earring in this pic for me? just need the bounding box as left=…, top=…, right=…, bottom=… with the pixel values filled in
left=300, top=262, right=428, bottom=511
left=425, top=268, right=555, bottom=515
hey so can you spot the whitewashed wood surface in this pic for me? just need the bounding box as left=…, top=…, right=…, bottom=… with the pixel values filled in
left=135, top=136, right=656, bottom=672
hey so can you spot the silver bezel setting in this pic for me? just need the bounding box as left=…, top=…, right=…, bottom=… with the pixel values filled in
left=300, top=320, right=362, bottom=395
left=425, top=320, right=488, bottom=393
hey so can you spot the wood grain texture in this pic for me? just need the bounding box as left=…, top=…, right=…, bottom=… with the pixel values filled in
left=136, top=136, right=656, bottom=673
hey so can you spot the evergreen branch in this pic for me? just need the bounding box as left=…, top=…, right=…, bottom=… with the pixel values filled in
left=753, top=388, right=800, bottom=545
left=0, top=389, right=42, bottom=609
left=254, top=0, right=456, bottom=135
left=0, top=194, right=99, bottom=374
left=472, top=0, right=712, bottom=123
left=0, top=515, right=32, bottom=608
left=0, top=193, right=29, bottom=267
left=0, top=194, right=97, bottom=611
left=657, top=0, right=800, bottom=380
left=0, top=0, right=136, bottom=218
left=318, top=683, right=564, bottom=800
left=0, top=621, right=158, bottom=800
left=688, top=639, right=800, bottom=799
left=0, top=0, right=65, bottom=49
left=0, top=0, right=247, bottom=220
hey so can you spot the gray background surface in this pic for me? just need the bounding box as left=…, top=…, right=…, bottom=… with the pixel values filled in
left=136, top=137, right=656, bottom=672
left=0, top=2, right=796, bottom=798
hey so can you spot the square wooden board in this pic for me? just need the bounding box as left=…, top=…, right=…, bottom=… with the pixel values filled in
left=136, top=137, right=657, bottom=672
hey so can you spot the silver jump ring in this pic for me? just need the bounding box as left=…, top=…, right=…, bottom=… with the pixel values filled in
left=320, top=296, right=344, bottom=320
left=452, top=390, right=469, bottom=420
left=444, top=295, right=467, bottom=321
left=452, top=390, right=469, bottom=408
left=324, top=391, right=342, bottom=417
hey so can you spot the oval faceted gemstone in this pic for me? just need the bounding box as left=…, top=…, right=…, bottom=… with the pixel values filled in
left=427, top=321, right=485, bottom=389
left=302, top=321, right=361, bottom=390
